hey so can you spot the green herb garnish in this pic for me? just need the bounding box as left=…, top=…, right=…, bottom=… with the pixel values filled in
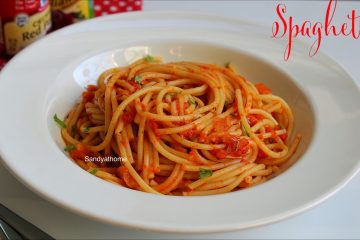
left=83, top=127, right=90, bottom=133
left=224, top=100, right=229, bottom=108
left=145, top=54, right=154, bottom=63
left=71, top=124, right=76, bottom=136
left=53, top=114, right=66, bottom=128
left=135, top=75, right=142, bottom=84
left=89, top=168, right=98, bottom=175
left=64, top=145, right=76, bottom=152
left=199, top=168, right=213, bottom=179
left=242, top=126, right=250, bottom=137
left=279, top=123, right=285, bottom=129
left=188, top=97, right=196, bottom=105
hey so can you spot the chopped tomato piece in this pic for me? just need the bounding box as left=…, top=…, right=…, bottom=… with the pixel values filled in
left=121, top=111, right=135, bottom=124
left=280, top=131, right=288, bottom=141
left=180, top=128, right=198, bottom=140
left=70, top=144, right=98, bottom=161
left=210, top=149, right=227, bottom=159
left=247, top=115, right=260, bottom=126
left=208, top=134, right=222, bottom=144
left=210, top=135, right=249, bottom=158
left=148, top=120, right=161, bottom=139
left=87, top=85, right=98, bottom=91
left=233, top=100, right=238, bottom=108
left=213, top=116, right=232, bottom=132
left=174, top=121, right=187, bottom=126
left=153, top=166, right=161, bottom=174
left=154, top=176, right=167, bottom=185
left=82, top=92, right=94, bottom=103
left=273, top=125, right=288, bottom=141
left=264, top=126, right=277, bottom=139
left=257, top=149, right=268, bottom=159
left=265, top=126, right=272, bottom=132
left=176, top=100, right=181, bottom=112
left=198, top=132, right=207, bottom=143
left=255, top=83, right=272, bottom=94
left=224, top=136, right=249, bottom=157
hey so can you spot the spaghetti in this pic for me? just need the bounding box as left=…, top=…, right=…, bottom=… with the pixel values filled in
left=58, top=56, right=301, bottom=196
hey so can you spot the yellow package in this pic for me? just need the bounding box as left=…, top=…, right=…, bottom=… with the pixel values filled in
left=51, top=0, right=94, bottom=30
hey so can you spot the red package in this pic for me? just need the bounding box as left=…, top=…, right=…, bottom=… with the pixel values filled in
left=0, top=0, right=51, bottom=56
left=0, top=57, right=8, bottom=71
left=51, top=0, right=142, bottom=30
left=93, top=0, right=142, bottom=17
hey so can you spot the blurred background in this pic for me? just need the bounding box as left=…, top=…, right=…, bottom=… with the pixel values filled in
left=0, top=0, right=143, bottom=70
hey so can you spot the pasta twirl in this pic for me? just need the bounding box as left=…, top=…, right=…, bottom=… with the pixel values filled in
left=58, top=56, right=301, bottom=196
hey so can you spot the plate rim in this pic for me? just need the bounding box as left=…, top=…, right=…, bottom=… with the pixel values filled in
left=0, top=11, right=360, bottom=233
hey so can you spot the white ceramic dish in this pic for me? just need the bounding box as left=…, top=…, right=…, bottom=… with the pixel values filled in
left=0, top=12, right=359, bottom=233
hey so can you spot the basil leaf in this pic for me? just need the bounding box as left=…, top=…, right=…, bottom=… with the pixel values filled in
left=199, top=168, right=213, bottom=179
left=64, top=145, right=76, bottom=152
left=135, top=75, right=142, bottom=84
left=145, top=54, right=154, bottom=63
left=54, top=114, right=66, bottom=128
left=89, top=168, right=98, bottom=175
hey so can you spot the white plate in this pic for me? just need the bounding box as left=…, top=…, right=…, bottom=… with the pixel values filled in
left=0, top=12, right=360, bottom=233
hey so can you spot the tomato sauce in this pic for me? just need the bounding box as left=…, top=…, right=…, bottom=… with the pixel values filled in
left=149, top=120, right=161, bottom=139
left=70, top=144, right=98, bottom=161
left=122, top=111, right=135, bottom=124
left=210, top=135, right=249, bottom=158
left=180, top=127, right=198, bottom=140
left=82, top=91, right=94, bottom=103
left=255, top=83, right=272, bottom=94
left=213, top=116, right=233, bottom=132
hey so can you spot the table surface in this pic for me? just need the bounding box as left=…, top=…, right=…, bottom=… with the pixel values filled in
left=1, top=1, right=360, bottom=239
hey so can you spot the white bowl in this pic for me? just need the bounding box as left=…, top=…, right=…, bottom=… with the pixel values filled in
left=0, top=12, right=359, bottom=233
